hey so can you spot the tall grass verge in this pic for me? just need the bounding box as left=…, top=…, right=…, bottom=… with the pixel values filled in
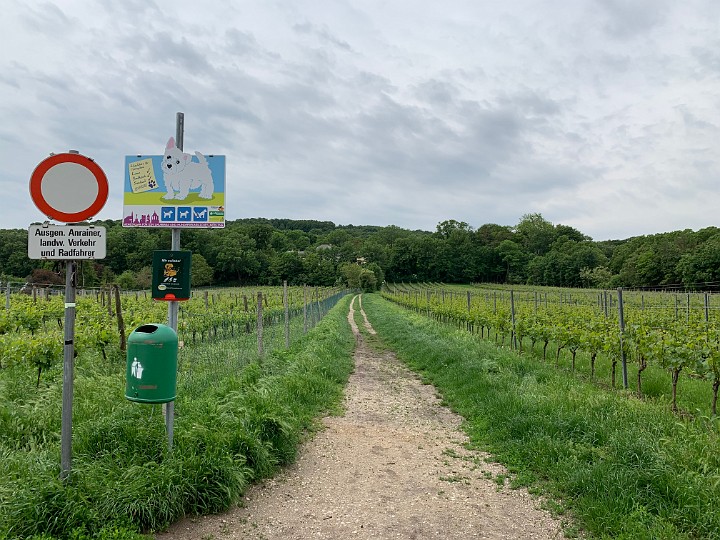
left=362, top=294, right=720, bottom=540
left=0, top=296, right=354, bottom=540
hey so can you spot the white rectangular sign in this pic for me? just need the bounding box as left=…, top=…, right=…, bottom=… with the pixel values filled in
left=28, top=224, right=106, bottom=260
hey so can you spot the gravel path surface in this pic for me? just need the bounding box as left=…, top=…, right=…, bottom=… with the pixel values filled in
left=157, top=295, right=563, bottom=539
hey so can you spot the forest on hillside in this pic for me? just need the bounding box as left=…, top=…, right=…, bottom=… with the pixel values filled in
left=2, top=213, right=720, bottom=291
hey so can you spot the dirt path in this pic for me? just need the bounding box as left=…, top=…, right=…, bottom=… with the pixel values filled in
left=157, top=295, right=563, bottom=539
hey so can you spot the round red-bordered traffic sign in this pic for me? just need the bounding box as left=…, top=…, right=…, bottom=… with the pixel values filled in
left=29, top=152, right=109, bottom=223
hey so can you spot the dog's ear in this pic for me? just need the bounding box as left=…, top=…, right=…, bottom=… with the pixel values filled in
left=166, top=137, right=175, bottom=150
left=184, top=153, right=192, bottom=162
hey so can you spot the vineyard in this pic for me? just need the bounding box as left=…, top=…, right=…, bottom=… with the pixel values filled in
left=0, top=284, right=344, bottom=382
left=0, top=284, right=353, bottom=540
left=4, top=281, right=720, bottom=539
left=363, top=293, right=720, bottom=539
left=382, top=283, right=720, bottom=419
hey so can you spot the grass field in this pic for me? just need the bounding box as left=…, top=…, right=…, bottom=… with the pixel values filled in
left=362, top=293, right=720, bottom=539
left=0, top=295, right=354, bottom=540
left=5, top=290, right=719, bottom=539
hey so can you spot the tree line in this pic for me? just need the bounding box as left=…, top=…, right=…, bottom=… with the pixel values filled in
left=2, top=213, right=720, bottom=291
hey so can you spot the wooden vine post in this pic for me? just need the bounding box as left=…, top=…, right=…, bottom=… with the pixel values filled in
left=113, top=285, right=126, bottom=352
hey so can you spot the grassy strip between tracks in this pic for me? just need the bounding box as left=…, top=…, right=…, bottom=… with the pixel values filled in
left=361, top=293, right=720, bottom=540
left=0, top=295, right=355, bottom=540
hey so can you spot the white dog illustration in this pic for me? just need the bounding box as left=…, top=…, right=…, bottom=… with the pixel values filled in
left=162, top=137, right=214, bottom=200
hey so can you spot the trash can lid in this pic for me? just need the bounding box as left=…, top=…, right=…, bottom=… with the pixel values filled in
left=128, top=323, right=178, bottom=342
left=135, top=324, right=161, bottom=334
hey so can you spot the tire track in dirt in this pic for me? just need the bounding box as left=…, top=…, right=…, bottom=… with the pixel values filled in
left=157, top=295, right=562, bottom=539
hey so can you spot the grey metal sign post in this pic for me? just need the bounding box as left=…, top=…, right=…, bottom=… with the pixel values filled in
left=28, top=151, right=109, bottom=480
left=60, top=261, right=76, bottom=480
left=165, top=112, right=184, bottom=451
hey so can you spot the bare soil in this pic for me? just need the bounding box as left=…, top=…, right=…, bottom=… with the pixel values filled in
left=157, top=295, right=563, bottom=539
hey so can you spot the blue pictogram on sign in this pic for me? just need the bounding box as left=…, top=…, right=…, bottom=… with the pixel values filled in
left=193, top=207, right=209, bottom=222
left=177, top=207, right=192, bottom=222
left=160, top=207, right=176, bottom=221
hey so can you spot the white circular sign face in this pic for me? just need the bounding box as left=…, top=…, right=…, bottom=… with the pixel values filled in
left=29, top=153, right=109, bottom=223
left=40, top=162, right=100, bottom=214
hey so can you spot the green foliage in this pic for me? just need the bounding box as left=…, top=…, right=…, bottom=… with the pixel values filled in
left=115, top=270, right=138, bottom=290
left=387, top=283, right=720, bottom=412
left=190, top=253, right=213, bottom=287
left=340, top=263, right=378, bottom=292
left=5, top=216, right=720, bottom=292
left=364, top=294, right=720, bottom=539
left=0, top=292, right=354, bottom=539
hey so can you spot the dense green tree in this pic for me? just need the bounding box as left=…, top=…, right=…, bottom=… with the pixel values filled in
left=269, top=251, right=305, bottom=285
left=78, top=261, right=100, bottom=288
left=366, top=262, right=385, bottom=289
left=374, top=225, right=413, bottom=247
left=191, top=254, right=213, bottom=287
left=246, top=224, right=274, bottom=250
left=359, top=239, right=391, bottom=268
left=6, top=215, right=720, bottom=291
left=527, top=237, right=606, bottom=287
left=285, top=230, right=311, bottom=251
left=116, top=270, right=138, bottom=290
left=475, top=223, right=513, bottom=247
left=386, top=237, right=418, bottom=282
left=0, top=229, right=34, bottom=279
left=515, top=213, right=556, bottom=256
left=497, top=239, right=528, bottom=283
left=212, top=231, right=259, bottom=284
left=414, top=235, right=442, bottom=282
left=555, top=224, right=588, bottom=242
left=579, top=266, right=614, bottom=288
left=302, top=253, right=337, bottom=286
left=269, top=231, right=291, bottom=252
left=436, top=219, right=472, bottom=238
left=677, top=233, right=720, bottom=289
left=339, top=263, right=377, bottom=291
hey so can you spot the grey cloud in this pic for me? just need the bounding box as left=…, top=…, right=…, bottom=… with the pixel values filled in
left=692, top=45, right=720, bottom=74
left=499, top=89, right=562, bottom=117
left=413, top=79, right=458, bottom=105
left=594, top=0, right=670, bottom=39
left=137, top=32, right=215, bottom=74
left=293, top=22, right=354, bottom=51
left=101, top=0, right=161, bottom=17
left=224, top=29, right=263, bottom=56
left=677, top=105, right=718, bottom=132
left=19, top=2, right=74, bottom=35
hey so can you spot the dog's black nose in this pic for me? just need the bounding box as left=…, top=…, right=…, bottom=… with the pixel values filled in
left=166, top=164, right=172, bottom=169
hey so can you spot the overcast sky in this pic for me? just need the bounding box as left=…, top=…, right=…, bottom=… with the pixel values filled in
left=2, top=1, right=719, bottom=241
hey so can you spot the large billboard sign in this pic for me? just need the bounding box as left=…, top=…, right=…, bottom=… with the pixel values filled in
left=123, top=138, right=225, bottom=228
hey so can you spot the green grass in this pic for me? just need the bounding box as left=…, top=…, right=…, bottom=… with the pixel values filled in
left=0, top=295, right=354, bottom=540
left=361, top=293, right=720, bottom=539
left=123, top=192, right=225, bottom=207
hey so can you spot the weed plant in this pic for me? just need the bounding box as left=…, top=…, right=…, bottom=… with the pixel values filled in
left=0, top=296, right=354, bottom=540
left=362, top=294, right=720, bottom=540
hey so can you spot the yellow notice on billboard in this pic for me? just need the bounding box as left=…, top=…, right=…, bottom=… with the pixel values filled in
left=128, top=158, right=159, bottom=193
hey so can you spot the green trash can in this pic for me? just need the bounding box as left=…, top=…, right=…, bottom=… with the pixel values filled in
left=125, top=323, right=178, bottom=404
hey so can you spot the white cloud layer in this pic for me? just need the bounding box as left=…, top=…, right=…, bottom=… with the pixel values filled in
left=1, top=0, right=719, bottom=240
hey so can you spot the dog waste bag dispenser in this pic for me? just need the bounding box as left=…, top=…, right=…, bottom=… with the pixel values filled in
left=152, top=250, right=191, bottom=301
left=125, top=324, right=178, bottom=404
